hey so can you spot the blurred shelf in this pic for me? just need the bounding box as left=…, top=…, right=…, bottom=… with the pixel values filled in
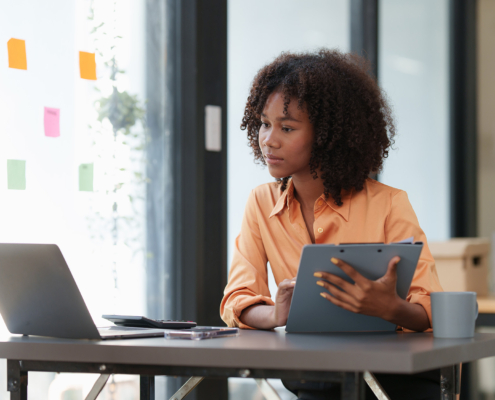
left=476, top=297, right=495, bottom=327
left=478, top=296, right=495, bottom=314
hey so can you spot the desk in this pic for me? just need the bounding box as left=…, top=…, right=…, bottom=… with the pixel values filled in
left=2, top=330, right=495, bottom=400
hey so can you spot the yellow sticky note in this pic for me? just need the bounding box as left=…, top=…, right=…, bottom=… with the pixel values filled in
left=7, top=38, right=27, bottom=70
left=79, top=51, right=97, bottom=80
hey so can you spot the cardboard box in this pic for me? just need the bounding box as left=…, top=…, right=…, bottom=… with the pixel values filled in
left=429, top=238, right=490, bottom=296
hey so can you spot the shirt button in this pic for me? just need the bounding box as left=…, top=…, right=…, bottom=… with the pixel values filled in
left=318, top=227, right=323, bottom=233
left=317, top=199, right=323, bottom=206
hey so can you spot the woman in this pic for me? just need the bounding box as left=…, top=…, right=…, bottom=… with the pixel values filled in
left=221, top=49, right=443, bottom=399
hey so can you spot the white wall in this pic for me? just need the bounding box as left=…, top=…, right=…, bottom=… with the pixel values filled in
left=378, top=0, right=450, bottom=241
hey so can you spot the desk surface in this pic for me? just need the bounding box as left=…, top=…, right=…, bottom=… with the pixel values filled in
left=2, top=329, right=495, bottom=374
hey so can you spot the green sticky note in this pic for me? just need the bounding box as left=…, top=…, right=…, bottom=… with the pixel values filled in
left=7, top=160, right=26, bottom=190
left=79, top=163, right=93, bottom=191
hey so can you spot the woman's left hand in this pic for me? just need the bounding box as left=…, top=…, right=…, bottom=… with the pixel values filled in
left=314, top=256, right=402, bottom=322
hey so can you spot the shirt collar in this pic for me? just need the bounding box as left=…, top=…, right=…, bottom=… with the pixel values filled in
left=269, top=179, right=352, bottom=222
left=269, top=179, right=294, bottom=218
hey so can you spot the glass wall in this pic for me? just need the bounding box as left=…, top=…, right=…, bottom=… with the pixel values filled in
left=227, top=1, right=349, bottom=398
left=378, top=0, right=450, bottom=241
left=0, top=0, right=168, bottom=398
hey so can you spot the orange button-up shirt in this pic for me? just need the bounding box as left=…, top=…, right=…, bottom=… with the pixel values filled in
left=221, top=178, right=443, bottom=330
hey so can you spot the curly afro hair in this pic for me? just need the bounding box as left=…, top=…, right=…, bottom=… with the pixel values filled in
left=240, top=49, right=395, bottom=206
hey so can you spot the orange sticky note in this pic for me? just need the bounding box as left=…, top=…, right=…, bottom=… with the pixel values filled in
left=79, top=51, right=97, bottom=80
left=7, top=38, right=27, bottom=70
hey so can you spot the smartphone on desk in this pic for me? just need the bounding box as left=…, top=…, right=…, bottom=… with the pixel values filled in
left=164, top=327, right=239, bottom=340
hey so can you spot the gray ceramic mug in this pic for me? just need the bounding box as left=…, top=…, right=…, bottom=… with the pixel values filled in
left=431, top=292, right=478, bottom=338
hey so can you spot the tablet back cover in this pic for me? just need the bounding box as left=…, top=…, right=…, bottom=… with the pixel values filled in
left=286, top=243, right=423, bottom=333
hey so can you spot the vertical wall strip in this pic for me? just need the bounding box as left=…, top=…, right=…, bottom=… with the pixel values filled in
left=449, top=0, right=478, bottom=237
left=350, top=0, right=379, bottom=80
left=172, top=0, right=228, bottom=399
left=350, top=0, right=379, bottom=180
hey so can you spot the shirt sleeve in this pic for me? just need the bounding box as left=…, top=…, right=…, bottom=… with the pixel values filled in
left=385, top=190, right=443, bottom=331
left=220, top=190, right=275, bottom=329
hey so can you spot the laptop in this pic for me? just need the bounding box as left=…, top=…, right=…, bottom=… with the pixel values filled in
left=0, top=243, right=165, bottom=340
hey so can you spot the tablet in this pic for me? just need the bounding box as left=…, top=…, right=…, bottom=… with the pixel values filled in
left=285, top=242, right=423, bottom=333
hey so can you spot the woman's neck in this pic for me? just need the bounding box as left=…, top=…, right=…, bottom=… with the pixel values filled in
left=292, top=174, right=325, bottom=211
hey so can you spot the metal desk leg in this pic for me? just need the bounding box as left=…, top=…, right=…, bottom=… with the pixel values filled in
left=364, top=371, right=390, bottom=400
left=255, top=378, right=282, bottom=400
left=342, top=372, right=365, bottom=400
left=140, top=375, right=155, bottom=400
left=440, top=364, right=461, bottom=400
left=7, top=360, right=28, bottom=400
left=85, top=374, right=110, bottom=400
left=169, top=377, right=205, bottom=400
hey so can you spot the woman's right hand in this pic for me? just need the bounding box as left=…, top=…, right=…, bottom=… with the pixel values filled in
left=239, top=277, right=297, bottom=330
left=271, top=277, right=296, bottom=327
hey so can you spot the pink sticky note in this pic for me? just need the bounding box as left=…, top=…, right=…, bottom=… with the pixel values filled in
left=44, top=107, right=60, bottom=137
